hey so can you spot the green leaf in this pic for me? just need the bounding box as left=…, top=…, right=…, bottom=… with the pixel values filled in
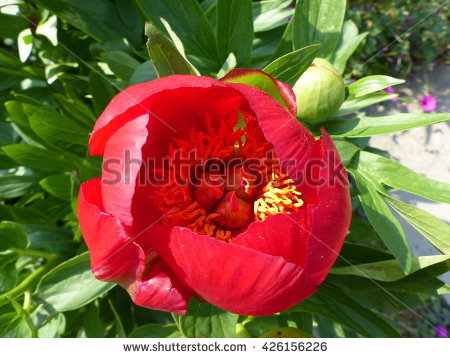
left=0, top=175, right=40, bottom=200
left=2, top=144, right=78, bottom=172
left=263, top=44, right=321, bottom=86
left=350, top=169, right=412, bottom=272
left=221, top=69, right=290, bottom=111
left=24, top=104, right=89, bottom=157
left=0, top=221, right=29, bottom=251
left=356, top=151, right=450, bottom=204
left=136, top=0, right=219, bottom=66
left=177, top=299, right=238, bottom=338
left=333, top=93, right=398, bottom=117
left=21, top=224, right=76, bottom=253
left=101, top=51, right=141, bottom=83
left=330, top=20, right=368, bottom=74
left=89, top=70, right=116, bottom=116
left=253, top=0, right=294, bottom=33
left=145, top=22, right=198, bottom=78
left=217, top=0, right=253, bottom=67
left=382, top=194, right=450, bottom=254
left=36, top=252, right=114, bottom=312
left=129, top=324, right=181, bottom=338
left=331, top=255, right=450, bottom=282
left=17, top=28, right=33, bottom=62
left=292, top=0, right=346, bottom=59
left=129, top=61, right=157, bottom=85
left=36, top=15, right=58, bottom=46
left=332, top=138, right=360, bottom=166
left=39, top=175, right=73, bottom=201
left=348, top=75, right=405, bottom=98
left=325, top=113, right=450, bottom=137
left=34, top=0, right=140, bottom=46
left=52, top=93, right=96, bottom=130
left=289, top=285, right=400, bottom=337
left=217, top=53, right=237, bottom=78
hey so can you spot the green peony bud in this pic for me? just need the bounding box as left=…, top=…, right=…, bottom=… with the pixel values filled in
left=293, top=58, right=345, bottom=124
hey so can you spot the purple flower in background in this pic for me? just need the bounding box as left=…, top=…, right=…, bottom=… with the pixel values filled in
left=405, top=17, right=414, bottom=24
left=419, top=95, right=438, bottom=112
left=348, top=78, right=356, bottom=84
left=436, top=326, right=448, bottom=338
left=385, top=86, right=399, bottom=102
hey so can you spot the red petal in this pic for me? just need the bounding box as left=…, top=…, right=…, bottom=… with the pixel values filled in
left=146, top=225, right=316, bottom=315
left=303, top=130, right=352, bottom=284
left=102, top=114, right=149, bottom=226
left=232, top=212, right=308, bottom=268
left=90, top=75, right=229, bottom=156
left=221, top=69, right=297, bottom=116
left=78, top=178, right=192, bottom=314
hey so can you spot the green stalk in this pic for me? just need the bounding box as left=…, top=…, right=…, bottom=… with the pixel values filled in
left=0, top=254, right=65, bottom=308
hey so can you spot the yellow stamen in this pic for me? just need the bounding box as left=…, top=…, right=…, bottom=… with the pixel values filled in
left=254, top=169, right=304, bottom=222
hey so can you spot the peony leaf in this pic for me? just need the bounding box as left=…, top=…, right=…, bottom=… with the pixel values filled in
left=289, top=285, right=401, bottom=337
left=145, top=22, right=199, bottom=78
left=326, top=113, right=450, bottom=137
left=263, top=44, right=321, bottom=86
left=36, top=252, right=114, bottom=312
left=381, top=193, right=450, bottom=254
left=292, top=0, right=346, bottom=59
left=175, top=299, right=238, bottom=338
left=136, top=0, right=219, bottom=67
left=350, top=169, right=412, bottom=273
left=330, top=20, right=368, bottom=74
left=348, top=75, right=405, bottom=98
left=333, top=93, right=398, bottom=117
left=217, top=0, right=253, bottom=67
left=129, top=324, right=181, bottom=338
left=331, top=255, right=450, bottom=281
left=357, top=150, right=450, bottom=204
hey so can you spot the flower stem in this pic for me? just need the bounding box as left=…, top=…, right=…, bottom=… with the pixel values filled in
left=0, top=254, right=65, bottom=308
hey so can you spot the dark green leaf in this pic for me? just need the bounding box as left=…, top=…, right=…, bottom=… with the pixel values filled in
left=89, top=70, right=116, bottom=116
left=289, top=285, right=401, bottom=337
left=0, top=175, right=40, bottom=200
left=145, top=22, right=198, bottom=77
left=136, top=0, right=219, bottom=66
left=2, top=144, right=78, bottom=172
left=216, top=0, right=253, bottom=67
left=332, top=138, right=359, bottom=166
left=331, top=255, right=450, bottom=281
left=263, top=44, right=321, bottom=86
left=350, top=170, right=412, bottom=272
left=330, top=20, right=368, bottom=74
left=39, top=175, right=73, bottom=201
left=292, top=0, right=346, bottom=59
left=36, top=252, right=114, bottom=312
left=129, top=324, right=181, bottom=338
left=101, top=51, right=141, bottom=83
left=177, top=299, right=238, bottom=338
left=0, top=221, right=29, bottom=251
left=253, top=0, right=294, bottom=33
left=22, top=224, right=76, bottom=253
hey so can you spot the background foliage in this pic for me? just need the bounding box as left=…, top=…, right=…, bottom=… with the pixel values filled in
left=0, top=0, right=449, bottom=338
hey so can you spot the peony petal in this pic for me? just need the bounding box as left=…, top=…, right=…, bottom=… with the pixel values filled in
left=90, top=75, right=229, bottom=156
left=78, top=178, right=193, bottom=313
left=146, top=225, right=316, bottom=315
left=221, top=69, right=297, bottom=116
left=102, top=114, right=149, bottom=226
left=303, top=130, right=352, bottom=284
left=232, top=212, right=308, bottom=268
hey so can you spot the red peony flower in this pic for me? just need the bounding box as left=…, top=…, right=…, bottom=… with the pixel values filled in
left=78, top=70, right=351, bottom=315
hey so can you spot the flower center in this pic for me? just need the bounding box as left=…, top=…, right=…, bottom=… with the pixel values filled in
left=149, top=114, right=304, bottom=241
